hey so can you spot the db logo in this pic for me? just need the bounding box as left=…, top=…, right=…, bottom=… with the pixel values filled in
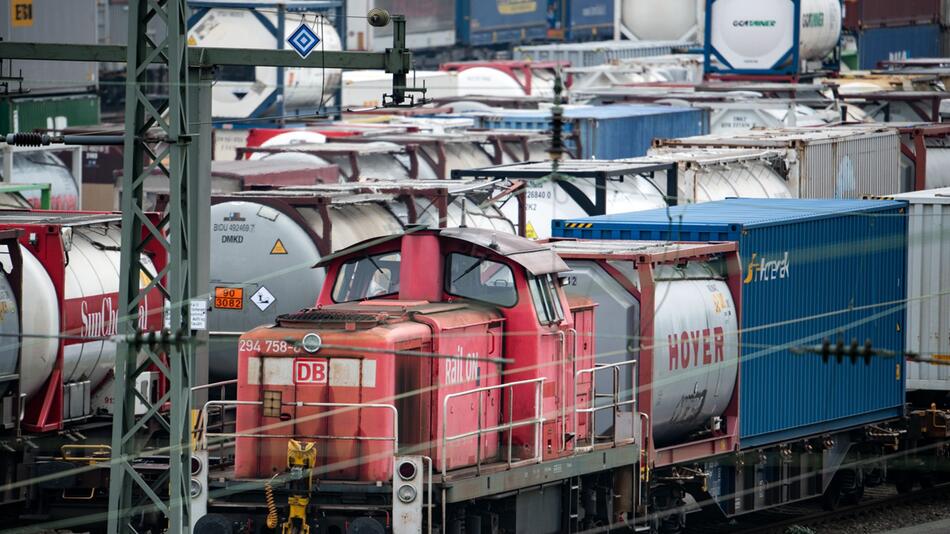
left=294, top=358, right=328, bottom=384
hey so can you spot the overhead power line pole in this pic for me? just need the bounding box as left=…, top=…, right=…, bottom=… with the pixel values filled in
left=0, top=2, right=421, bottom=531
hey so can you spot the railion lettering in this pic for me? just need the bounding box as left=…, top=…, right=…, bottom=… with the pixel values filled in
left=668, top=326, right=726, bottom=371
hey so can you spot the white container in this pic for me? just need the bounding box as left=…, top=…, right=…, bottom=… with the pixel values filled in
left=891, top=188, right=950, bottom=391
left=707, top=0, right=841, bottom=71
left=641, top=147, right=794, bottom=202
left=617, top=0, right=706, bottom=42
left=656, top=126, right=903, bottom=199
left=188, top=7, right=343, bottom=119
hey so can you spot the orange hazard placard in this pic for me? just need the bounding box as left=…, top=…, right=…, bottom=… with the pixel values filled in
left=12, top=0, right=32, bottom=27
left=214, top=287, right=244, bottom=310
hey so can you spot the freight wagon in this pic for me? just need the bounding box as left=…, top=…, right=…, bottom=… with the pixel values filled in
left=355, top=1, right=616, bottom=65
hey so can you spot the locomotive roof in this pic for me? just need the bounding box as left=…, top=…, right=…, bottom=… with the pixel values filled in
left=441, top=227, right=569, bottom=276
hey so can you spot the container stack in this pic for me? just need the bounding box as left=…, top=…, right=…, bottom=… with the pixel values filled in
left=842, top=0, right=941, bottom=69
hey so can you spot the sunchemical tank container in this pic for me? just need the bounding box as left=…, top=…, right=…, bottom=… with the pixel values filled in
left=618, top=0, right=706, bottom=42
left=513, top=40, right=691, bottom=68
left=655, top=126, right=903, bottom=198
left=842, top=0, right=939, bottom=30
left=845, top=24, right=941, bottom=70
left=890, top=188, right=950, bottom=393
left=704, top=0, right=842, bottom=76
left=478, top=104, right=710, bottom=159
left=553, top=198, right=908, bottom=446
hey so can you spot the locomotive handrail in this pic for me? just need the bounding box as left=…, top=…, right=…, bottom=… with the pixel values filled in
left=574, top=360, right=639, bottom=453
left=198, top=400, right=399, bottom=454
left=440, top=377, right=546, bottom=479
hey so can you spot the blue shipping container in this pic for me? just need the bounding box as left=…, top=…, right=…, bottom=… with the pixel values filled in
left=460, top=0, right=549, bottom=46
left=478, top=104, right=709, bottom=159
left=854, top=24, right=940, bottom=70
left=553, top=199, right=908, bottom=447
left=562, top=0, right=614, bottom=40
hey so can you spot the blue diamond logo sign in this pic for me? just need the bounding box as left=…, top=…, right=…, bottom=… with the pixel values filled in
left=288, top=23, right=320, bottom=59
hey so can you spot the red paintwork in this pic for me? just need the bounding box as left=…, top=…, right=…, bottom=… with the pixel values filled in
left=0, top=211, right=166, bottom=432
left=236, top=230, right=593, bottom=482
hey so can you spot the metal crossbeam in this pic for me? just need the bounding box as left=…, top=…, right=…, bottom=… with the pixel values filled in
left=0, top=43, right=402, bottom=73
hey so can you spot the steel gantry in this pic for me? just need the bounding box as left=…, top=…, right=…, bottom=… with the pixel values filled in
left=0, top=2, right=419, bottom=532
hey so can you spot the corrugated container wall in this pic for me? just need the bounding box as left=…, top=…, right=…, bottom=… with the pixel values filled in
left=479, top=104, right=709, bottom=159
left=655, top=128, right=903, bottom=199
left=552, top=199, right=908, bottom=447
left=843, top=0, right=939, bottom=30
left=461, top=0, right=549, bottom=46
left=0, top=0, right=98, bottom=93
left=513, top=40, right=688, bottom=68
left=892, top=189, right=950, bottom=392
left=562, top=0, right=613, bottom=40
left=852, top=24, right=941, bottom=69
left=0, top=93, right=100, bottom=133
left=942, top=0, right=950, bottom=26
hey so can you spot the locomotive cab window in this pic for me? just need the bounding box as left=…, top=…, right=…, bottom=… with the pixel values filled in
left=529, top=274, right=564, bottom=325
left=332, top=252, right=401, bottom=302
left=446, top=253, right=517, bottom=307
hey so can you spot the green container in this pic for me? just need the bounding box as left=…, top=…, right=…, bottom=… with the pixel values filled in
left=0, top=93, right=100, bottom=134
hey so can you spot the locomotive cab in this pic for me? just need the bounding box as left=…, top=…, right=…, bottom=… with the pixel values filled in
left=213, top=228, right=599, bottom=533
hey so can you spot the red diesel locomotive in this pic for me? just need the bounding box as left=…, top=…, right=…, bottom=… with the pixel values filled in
left=194, top=227, right=748, bottom=534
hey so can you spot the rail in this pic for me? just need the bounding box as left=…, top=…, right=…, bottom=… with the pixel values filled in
left=198, top=400, right=399, bottom=453
left=573, top=360, right=638, bottom=453
left=440, top=377, right=546, bottom=478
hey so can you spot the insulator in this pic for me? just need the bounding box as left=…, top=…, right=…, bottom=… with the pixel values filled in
left=6, top=132, right=50, bottom=147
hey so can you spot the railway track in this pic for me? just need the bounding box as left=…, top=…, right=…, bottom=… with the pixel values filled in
left=685, top=482, right=950, bottom=534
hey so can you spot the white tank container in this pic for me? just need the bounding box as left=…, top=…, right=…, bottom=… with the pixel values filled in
left=656, top=126, right=902, bottom=199
left=2, top=223, right=159, bottom=400
left=620, top=0, right=705, bottom=42
left=188, top=7, right=343, bottom=119
left=642, top=147, right=794, bottom=202
left=707, top=0, right=841, bottom=71
left=499, top=175, right=668, bottom=240
left=651, top=264, right=739, bottom=444
left=455, top=67, right=556, bottom=98
left=560, top=252, right=739, bottom=445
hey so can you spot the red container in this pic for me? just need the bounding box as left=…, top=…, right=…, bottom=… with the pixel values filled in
left=843, top=0, right=939, bottom=30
